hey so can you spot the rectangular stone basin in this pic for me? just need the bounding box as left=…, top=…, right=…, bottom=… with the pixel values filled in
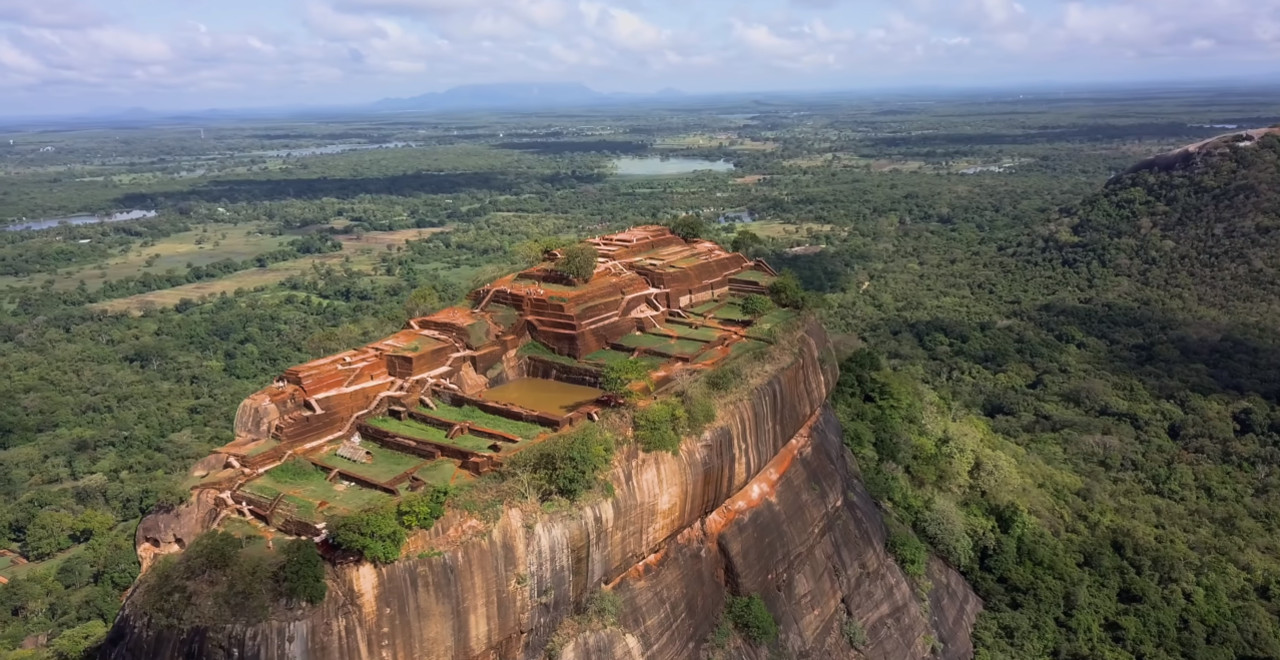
left=481, top=379, right=603, bottom=416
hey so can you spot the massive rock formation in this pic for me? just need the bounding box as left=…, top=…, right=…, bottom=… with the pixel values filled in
left=102, top=323, right=980, bottom=659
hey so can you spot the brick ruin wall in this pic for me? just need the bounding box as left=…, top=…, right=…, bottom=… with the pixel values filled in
left=228, top=226, right=767, bottom=456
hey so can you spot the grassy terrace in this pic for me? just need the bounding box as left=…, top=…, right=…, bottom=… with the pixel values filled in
left=648, top=324, right=723, bottom=342
left=411, top=461, right=461, bottom=490
left=711, top=303, right=752, bottom=323
left=422, top=405, right=547, bottom=439
left=731, top=270, right=776, bottom=284
left=366, top=416, right=498, bottom=454
left=242, top=465, right=392, bottom=521
left=314, top=443, right=427, bottom=483
left=689, top=300, right=723, bottom=315
left=615, top=333, right=709, bottom=358
left=518, top=340, right=582, bottom=367
left=584, top=349, right=666, bottom=369
left=745, top=309, right=799, bottom=341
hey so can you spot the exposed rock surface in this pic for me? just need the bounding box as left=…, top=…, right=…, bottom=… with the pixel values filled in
left=102, top=323, right=980, bottom=659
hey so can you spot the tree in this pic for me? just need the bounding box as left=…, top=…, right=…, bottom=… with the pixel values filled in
left=330, top=507, right=406, bottom=564
left=768, top=270, right=806, bottom=309
left=49, top=620, right=109, bottom=660
left=739, top=294, right=774, bottom=318
left=668, top=216, right=706, bottom=241
left=275, top=539, right=327, bottom=605
left=731, top=229, right=763, bottom=254
left=24, top=510, right=76, bottom=561
left=553, top=244, right=598, bottom=283
left=513, top=237, right=565, bottom=266
left=403, top=285, right=441, bottom=319
left=601, top=359, right=650, bottom=397
left=74, top=509, right=115, bottom=543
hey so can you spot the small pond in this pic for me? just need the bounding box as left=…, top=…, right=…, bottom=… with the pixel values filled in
left=612, top=156, right=735, bottom=176
left=481, top=379, right=603, bottom=416
left=5, top=209, right=157, bottom=232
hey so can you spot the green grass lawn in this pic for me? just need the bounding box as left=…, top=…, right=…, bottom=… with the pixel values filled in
left=616, top=334, right=709, bottom=358
left=410, top=460, right=460, bottom=490
left=518, top=340, right=581, bottom=366
left=713, top=303, right=752, bottom=322
left=366, top=417, right=497, bottom=453
left=730, top=340, right=770, bottom=359
left=745, top=309, right=798, bottom=341
left=584, top=349, right=667, bottom=370
left=314, top=442, right=428, bottom=483
left=689, top=300, right=723, bottom=315
left=731, top=270, right=777, bottom=284
left=243, top=463, right=394, bottom=519
left=648, top=324, right=723, bottom=342
left=422, top=405, right=546, bottom=439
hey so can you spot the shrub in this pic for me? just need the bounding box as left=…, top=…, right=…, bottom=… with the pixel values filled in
left=704, top=363, right=742, bottom=393
left=329, top=506, right=407, bottom=564
left=601, top=359, right=650, bottom=397
left=506, top=424, right=615, bottom=501
left=554, top=244, right=598, bottom=283
left=397, top=486, right=451, bottom=530
left=886, top=525, right=928, bottom=579
left=740, top=293, right=775, bottom=318
left=633, top=400, right=687, bottom=453
left=276, top=539, right=327, bottom=605
left=582, top=589, right=622, bottom=627
left=842, top=617, right=868, bottom=649
left=726, top=594, right=778, bottom=645
left=680, top=386, right=716, bottom=433
left=272, top=457, right=321, bottom=483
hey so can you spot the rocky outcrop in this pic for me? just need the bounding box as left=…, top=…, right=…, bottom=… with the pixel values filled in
left=102, top=322, right=980, bottom=659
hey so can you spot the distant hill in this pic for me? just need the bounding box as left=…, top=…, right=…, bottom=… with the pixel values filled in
left=1059, top=127, right=1280, bottom=317
left=372, top=83, right=688, bottom=112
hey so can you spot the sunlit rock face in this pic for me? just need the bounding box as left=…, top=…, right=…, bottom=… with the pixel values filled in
left=101, top=322, right=980, bottom=660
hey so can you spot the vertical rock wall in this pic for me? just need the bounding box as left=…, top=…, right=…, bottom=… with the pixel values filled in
left=102, top=322, right=980, bottom=660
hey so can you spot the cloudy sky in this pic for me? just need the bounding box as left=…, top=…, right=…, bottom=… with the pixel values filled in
left=1, top=0, right=1278, bottom=114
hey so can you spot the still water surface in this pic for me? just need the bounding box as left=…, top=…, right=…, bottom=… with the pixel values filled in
left=482, top=379, right=603, bottom=416
left=5, top=210, right=157, bottom=232
left=612, top=156, right=735, bottom=176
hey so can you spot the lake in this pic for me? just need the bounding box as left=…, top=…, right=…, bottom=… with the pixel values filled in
left=612, top=157, right=735, bottom=176
left=5, top=210, right=158, bottom=232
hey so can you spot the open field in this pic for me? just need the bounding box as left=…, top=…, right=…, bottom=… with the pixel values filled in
left=89, top=227, right=446, bottom=313
left=729, top=220, right=837, bottom=239
left=653, top=134, right=778, bottom=151
left=0, top=221, right=292, bottom=291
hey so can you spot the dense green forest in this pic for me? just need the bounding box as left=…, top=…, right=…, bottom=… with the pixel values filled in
left=3, top=89, right=1280, bottom=658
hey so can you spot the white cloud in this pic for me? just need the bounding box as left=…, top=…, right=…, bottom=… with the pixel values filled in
left=0, top=0, right=103, bottom=29
left=2, top=0, right=1280, bottom=113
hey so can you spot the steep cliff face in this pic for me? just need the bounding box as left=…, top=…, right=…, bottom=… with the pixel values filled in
left=103, top=323, right=980, bottom=659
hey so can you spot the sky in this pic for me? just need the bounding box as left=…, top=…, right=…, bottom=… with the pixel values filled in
left=1, top=0, right=1278, bottom=115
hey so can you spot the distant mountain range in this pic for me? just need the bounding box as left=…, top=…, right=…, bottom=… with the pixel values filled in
left=371, top=82, right=686, bottom=113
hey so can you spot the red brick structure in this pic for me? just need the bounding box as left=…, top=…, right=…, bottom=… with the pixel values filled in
left=222, top=226, right=769, bottom=462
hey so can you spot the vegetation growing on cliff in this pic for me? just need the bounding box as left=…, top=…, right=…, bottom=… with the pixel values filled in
left=135, top=530, right=326, bottom=628
left=505, top=424, right=616, bottom=502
